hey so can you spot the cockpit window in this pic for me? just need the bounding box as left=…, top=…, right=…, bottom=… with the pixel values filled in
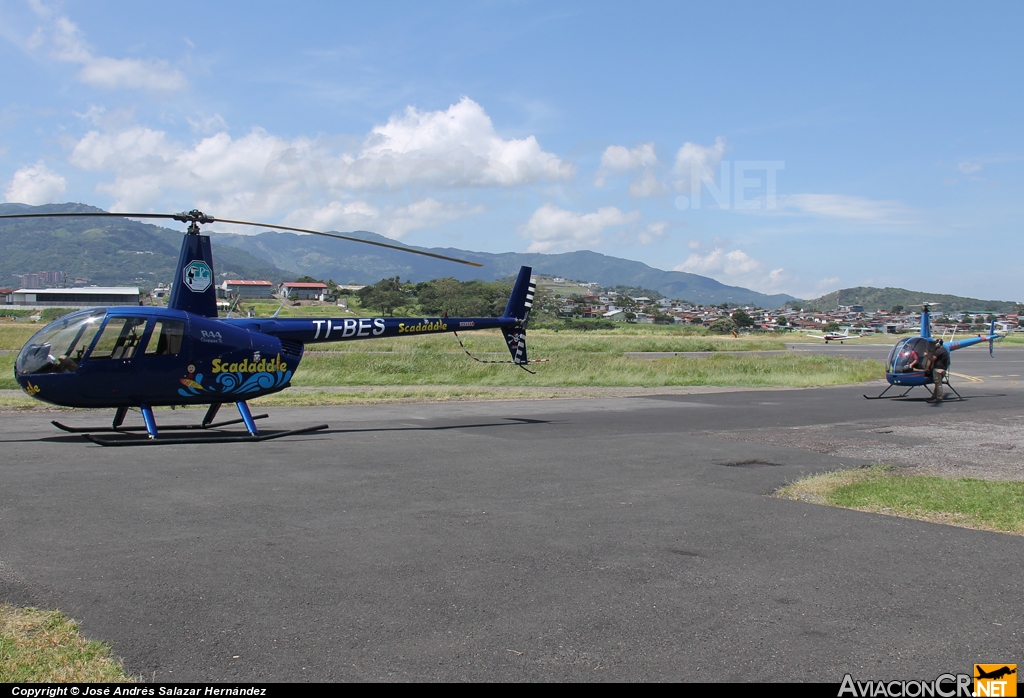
left=144, top=320, right=185, bottom=356
left=890, top=337, right=932, bottom=373
left=87, top=317, right=149, bottom=360
left=15, top=309, right=106, bottom=375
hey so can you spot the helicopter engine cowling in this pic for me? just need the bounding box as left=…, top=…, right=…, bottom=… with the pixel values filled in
left=180, top=315, right=302, bottom=406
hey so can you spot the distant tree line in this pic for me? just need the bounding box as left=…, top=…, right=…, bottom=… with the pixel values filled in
left=355, top=276, right=513, bottom=317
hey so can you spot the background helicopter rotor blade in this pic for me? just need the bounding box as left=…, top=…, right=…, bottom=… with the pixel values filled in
left=0, top=210, right=484, bottom=268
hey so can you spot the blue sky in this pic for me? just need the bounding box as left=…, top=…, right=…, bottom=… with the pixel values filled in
left=2, top=1, right=1022, bottom=300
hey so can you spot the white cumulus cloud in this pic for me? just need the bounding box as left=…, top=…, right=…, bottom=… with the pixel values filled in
left=778, top=193, right=911, bottom=222
left=673, top=137, right=727, bottom=191
left=342, top=97, right=574, bottom=189
left=26, top=7, right=187, bottom=92
left=4, top=161, right=67, bottom=205
left=674, top=246, right=789, bottom=294
left=69, top=126, right=293, bottom=214
left=637, top=220, right=667, bottom=245
left=596, top=143, right=656, bottom=182
left=65, top=98, right=570, bottom=228
left=281, top=198, right=483, bottom=239
left=519, top=204, right=639, bottom=253
left=595, top=143, right=666, bottom=196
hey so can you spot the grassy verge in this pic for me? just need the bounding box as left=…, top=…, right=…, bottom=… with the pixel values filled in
left=251, top=386, right=606, bottom=406
left=776, top=465, right=1024, bottom=535
left=0, top=323, right=38, bottom=350
left=0, top=605, right=132, bottom=682
left=294, top=332, right=881, bottom=388
left=0, top=354, right=18, bottom=390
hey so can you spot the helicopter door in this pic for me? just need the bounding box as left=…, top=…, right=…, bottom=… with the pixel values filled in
left=134, top=319, right=189, bottom=399
left=80, top=316, right=150, bottom=402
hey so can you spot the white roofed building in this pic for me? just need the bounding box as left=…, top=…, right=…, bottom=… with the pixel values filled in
left=10, top=287, right=141, bottom=307
left=219, top=280, right=275, bottom=299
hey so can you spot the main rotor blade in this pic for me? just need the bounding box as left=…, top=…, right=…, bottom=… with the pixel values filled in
left=0, top=212, right=182, bottom=221
left=211, top=217, right=484, bottom=267
left=0, top=210, right=484, bottom=268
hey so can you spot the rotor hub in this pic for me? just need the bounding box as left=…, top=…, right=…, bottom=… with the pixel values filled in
left=173, top=209, right=215, bottom=234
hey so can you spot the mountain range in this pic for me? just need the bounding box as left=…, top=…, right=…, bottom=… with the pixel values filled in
left=1, top=202, right=793, bottom=306
left=4, top=203, right=1019, bottom=312
left=214, top=229, right=795, bottom=306
left=0, top=203, right=279, bottom=287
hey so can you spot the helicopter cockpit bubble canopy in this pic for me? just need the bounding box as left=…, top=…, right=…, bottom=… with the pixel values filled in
left=887, top=336, right=933, bottom=374
left=16, top=309, right=106, bottom=375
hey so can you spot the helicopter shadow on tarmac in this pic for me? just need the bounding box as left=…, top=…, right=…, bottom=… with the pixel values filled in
left=16, top=416, right=553, bottom=445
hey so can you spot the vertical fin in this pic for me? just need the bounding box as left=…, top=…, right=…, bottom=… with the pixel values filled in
left=501, top=326, right=529, bottom=364
left=501, top=266, right=535, bottom=364
left=503, top=266, right=535, bottom=321
left=168, top=233, right=219, bottom=318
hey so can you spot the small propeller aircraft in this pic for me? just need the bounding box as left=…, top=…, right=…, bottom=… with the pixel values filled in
left=806, top=328, right=863, bottom=344
left=864, top=303, right=1001, bottom=400
left=4, top=209, right=541, bottom=445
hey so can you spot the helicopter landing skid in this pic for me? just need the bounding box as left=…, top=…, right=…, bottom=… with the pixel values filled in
left=52, top=401, right=328, bottom=444
left=51, top=414, right=271, bottom=434
left=864, top=380, right=963, bottom=401
left=863, top=384, right=915, bottom=400
left=80, top=423, right=329, bottom=447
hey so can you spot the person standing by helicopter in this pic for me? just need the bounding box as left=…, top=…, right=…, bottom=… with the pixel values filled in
left=910, top=338, right=950, bottom=401
left=928, top=338, right=950, bottom=401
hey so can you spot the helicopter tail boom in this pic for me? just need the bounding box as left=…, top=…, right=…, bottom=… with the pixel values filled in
left=230, top=267, right=538, bottom=359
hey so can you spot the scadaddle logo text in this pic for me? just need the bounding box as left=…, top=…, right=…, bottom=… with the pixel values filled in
left=838, top=674, right=973, bottom=698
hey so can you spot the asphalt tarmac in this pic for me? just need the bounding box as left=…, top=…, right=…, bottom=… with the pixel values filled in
left=2, top=346, right=1022, bottom=682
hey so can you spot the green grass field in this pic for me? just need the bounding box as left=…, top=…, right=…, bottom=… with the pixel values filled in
left=776, top=465, right=1024, bottom=535
left=0, top=605, right=131, bottom=682
left=293, top=331, right=881, bottom=388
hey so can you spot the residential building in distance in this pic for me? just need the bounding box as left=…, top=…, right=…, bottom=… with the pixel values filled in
left=280, top=281, right=329, bottom=301
left=15, top=271, right=65, bottom=289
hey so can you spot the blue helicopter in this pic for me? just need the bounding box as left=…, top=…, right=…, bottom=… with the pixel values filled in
left=5, top=210, right=540, bottom=445
left=864, top=303, right=1001, bottom=400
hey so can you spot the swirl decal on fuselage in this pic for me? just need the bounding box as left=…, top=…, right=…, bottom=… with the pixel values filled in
left=178, top=353, right=292, bottom=398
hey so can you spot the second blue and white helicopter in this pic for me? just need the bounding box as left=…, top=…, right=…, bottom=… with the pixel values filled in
left=865, top=304, right=1002, bottom=400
